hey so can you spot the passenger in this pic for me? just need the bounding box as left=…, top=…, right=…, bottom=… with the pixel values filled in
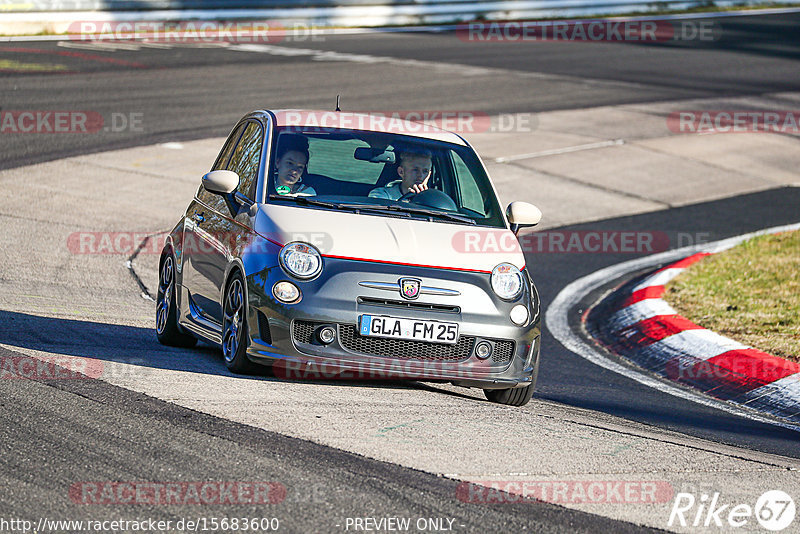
left=274, top=135, right=316, bottom=196
left=368, top=147, right=433, bottom=200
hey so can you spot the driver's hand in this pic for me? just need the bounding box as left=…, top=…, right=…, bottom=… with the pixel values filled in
left=408, top=182, right=429, bottom=195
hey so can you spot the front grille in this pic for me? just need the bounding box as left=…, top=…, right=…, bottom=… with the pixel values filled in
left=293, top=320, right=319, bottom=344
left=358, top=296, right=460, bottom=314
left=339, top=324, right=474, bottom=361
left=492, top=340, right=515, bottom=363
left=256, top=311, right=272, bottom=345
left=293, top=320, right=514, bottom=363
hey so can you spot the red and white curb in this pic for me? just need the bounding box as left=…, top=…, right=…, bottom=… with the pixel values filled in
left=596, top=251, right=800, bottom=420
left=546, top=222, right=800, bottom=432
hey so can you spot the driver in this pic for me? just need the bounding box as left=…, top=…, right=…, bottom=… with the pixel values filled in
left=368, top=148, right=432, bottom=200
left=274, top=134, right=316, bottom=196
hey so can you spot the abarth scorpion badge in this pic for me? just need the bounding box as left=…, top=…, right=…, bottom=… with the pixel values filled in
left=400, top=278, right=421, bottom=300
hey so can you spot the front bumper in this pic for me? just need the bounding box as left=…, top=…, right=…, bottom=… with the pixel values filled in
left=243, top=256, right=541, bottom=389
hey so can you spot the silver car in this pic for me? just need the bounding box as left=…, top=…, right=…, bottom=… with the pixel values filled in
left=156, top=110, right=543, bottom=406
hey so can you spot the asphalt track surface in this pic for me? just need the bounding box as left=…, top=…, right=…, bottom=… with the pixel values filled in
left=1, top=11, right=800, bottom=532
left=0, top=343, right=642, bottom=533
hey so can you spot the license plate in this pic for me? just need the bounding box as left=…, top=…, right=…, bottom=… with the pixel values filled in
left=359, top=315, right=459, bottom=345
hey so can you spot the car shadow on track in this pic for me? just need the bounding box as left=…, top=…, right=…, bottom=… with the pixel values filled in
left=0, top=309, right=465, bottom=395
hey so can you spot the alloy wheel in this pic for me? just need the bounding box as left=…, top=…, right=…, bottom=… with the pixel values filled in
left=156, top=256, right=174, bottom=335
left=223, top=278, right=244, bottom=363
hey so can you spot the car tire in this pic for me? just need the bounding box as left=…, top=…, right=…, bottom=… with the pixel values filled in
left=156, top=253, right=197, bottom=348
left=222, top=270, right=258, bottom=374
left=483, top=384, right=534, bottom=406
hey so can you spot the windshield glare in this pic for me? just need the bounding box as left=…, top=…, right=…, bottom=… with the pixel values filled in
left=267, top=127, right=505, bottom=228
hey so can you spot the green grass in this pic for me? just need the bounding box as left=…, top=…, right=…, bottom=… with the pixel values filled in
left=664, top=231, right=800, bottom=362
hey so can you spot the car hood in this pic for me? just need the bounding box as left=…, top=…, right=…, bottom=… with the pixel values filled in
left=254, top=204, right=525, bottom=273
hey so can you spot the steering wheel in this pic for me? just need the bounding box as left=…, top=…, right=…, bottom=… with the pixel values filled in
left=400, top=189, right=459, bottom=211
left=398, top=190, right=416, bottom=202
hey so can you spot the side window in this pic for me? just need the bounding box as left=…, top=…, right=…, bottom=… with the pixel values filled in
left=213, top=124, right=246, bottom=171
left=452, top=152, right=486, bottom=216
left=227, top=122, right=263, bottom=200
left=197, top=124, right=246, bottom=212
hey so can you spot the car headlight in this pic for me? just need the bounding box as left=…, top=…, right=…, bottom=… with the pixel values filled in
left=279, top=242, right=322, bottom=279
left=491, top=263, right=523, bottom=300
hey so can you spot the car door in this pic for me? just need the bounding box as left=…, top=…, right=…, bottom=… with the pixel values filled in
left=183, top=120, right=264, bottom=325
left=181, top=122, right=243, bottom=324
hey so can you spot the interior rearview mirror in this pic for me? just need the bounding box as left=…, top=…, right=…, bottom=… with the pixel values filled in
left=354, top=147, right=396, bottom=163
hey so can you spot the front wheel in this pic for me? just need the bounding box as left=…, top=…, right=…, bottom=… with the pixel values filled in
left=484, top=384, right=534, bottom=406
left=156, top=254, right=197, bottom=348
left=222, top=271, right=257, bottom=374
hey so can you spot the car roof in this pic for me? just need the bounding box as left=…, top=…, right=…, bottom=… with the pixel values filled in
left=265, top=109, right=468, bottom=146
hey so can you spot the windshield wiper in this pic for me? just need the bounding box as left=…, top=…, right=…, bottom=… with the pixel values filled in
left=268, top=195, right=412, bottom=218
left=385, top=204, right=477, bottom=225
left=332, top=203, right=415, bottom=218
left=268, top=195, right=344, bottom=209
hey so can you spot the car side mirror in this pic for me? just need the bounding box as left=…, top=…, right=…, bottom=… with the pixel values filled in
left=202, top=170, right=239, bottom=194
left=506, top=201, right=542, bottom=235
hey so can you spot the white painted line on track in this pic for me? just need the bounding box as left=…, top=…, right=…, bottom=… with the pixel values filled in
left=545, top=221, right=800, bottom=433
left=224, top=44, right=655, bottom=91
left=0, top=36, right=665, bottom=92
left=494, top=139, right=625, bottom=163
left=160, top=142, right=184, bottom=150
left=57, top=40, right=142, bottom=51
left=228, top=43, right=497, bottom=76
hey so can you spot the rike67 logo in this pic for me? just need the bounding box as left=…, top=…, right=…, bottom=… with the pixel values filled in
left=669, top=490, right=795, bottom=531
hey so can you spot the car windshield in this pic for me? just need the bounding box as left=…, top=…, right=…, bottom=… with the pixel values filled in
left=266, top=126, right=506, bottom=228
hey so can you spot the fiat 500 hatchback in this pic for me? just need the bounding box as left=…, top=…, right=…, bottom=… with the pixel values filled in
left=156, top=110, right=543, bottom=406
